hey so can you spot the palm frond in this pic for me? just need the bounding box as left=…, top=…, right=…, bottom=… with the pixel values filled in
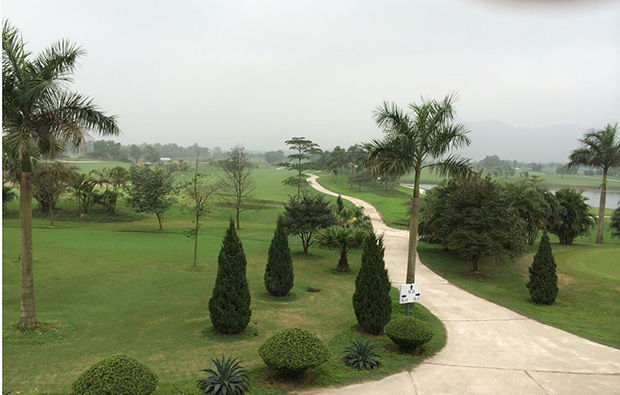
left=426, top=155, right=474, bottom=180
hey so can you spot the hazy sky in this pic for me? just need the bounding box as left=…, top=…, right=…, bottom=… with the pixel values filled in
left=4, top=0, right=619, bottom=160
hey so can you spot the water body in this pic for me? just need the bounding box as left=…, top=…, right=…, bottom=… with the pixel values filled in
left=402, top=183, right=620, bottom=209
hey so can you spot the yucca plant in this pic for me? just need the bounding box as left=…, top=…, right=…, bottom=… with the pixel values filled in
left=343, top=339, right=382, bottom=370
left=197, top=356, right=250, bottom=395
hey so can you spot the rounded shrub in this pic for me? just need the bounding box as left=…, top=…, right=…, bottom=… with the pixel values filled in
left=258, top=328, right=330, bottom=375
left=384, top=316, right=433, bottom=351
left=71, top=354, right=158, bottom=395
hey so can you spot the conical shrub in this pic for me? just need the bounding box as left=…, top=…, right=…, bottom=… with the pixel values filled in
left=352, top=232, right=392, bottom=334
left=209, top=220, right=252, bottom=333
left=264, top=216, right=294, bottom=296
left=526, top=232, right=559, bottom=305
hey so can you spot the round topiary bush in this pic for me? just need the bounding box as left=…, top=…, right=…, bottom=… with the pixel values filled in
left=72, top=354, right=158, bottom=395
left=258, top=328, right=330, bottom=376
left=384, top=316, right=433, bottom=351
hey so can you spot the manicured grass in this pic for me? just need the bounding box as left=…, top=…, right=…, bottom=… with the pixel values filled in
left=2, top=166, right=445, bottom=394
left=315, top=174, right=620, bottom=349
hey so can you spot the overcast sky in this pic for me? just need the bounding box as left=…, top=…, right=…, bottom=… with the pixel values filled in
left=4, top=0, right=619, bottom=161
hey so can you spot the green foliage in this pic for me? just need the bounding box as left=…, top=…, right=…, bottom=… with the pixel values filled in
left=258, top=328, right=330, bottom=376
left=384, top=316, right=434, bottom=351
left=440, top=177, right=526, bottom=271
left=282, top=193, right=337, bottom=254
left=126, top=164, right=176, bottom=230
left=264, top=216, right=294, bottom=296
left=209, top=221, right=252, bottom=334
left=352, top=233, right=392, bottom=334
left=2, top=185, right=17, bottom=210
left=196, top=355, right=249, bottom=395
left=527, top=233, right=559, bottom=305
left=343, top=339, right=382, bottom=370
left=71, top=354, right=158, bottom=395
left=548, top=189, right=595, bottom=245
left=32, top=161, right=79, bottom=213
left=281, top=137, right=323, bottom=199
left=611, top=207, right=620, bottom=238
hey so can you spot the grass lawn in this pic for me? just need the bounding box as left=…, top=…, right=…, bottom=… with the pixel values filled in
left=2, top=166, right=445, bottom=394
left=314, top=174, right=620, bottom=349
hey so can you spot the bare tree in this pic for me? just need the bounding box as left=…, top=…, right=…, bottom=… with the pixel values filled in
left=220, top=145, right=257, bottom=229
left=183, top=151, right=220, bottom=266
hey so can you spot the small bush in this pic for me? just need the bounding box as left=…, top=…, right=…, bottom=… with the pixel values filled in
left=384, top=316, right=433, bottom=351
left=258, top=328, right=330, bottom=376
left=197, top=355, right=249, bottom=395
left=71, top=354, right=158, bottom=395
left=343, top=339, right=382, bottom=370
left=264, top=216, right=294, bottom=296
left=527, top=232, right=558, bottom=305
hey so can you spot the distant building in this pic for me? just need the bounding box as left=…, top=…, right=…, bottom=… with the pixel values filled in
left=160, top=157, right=172, bottom=164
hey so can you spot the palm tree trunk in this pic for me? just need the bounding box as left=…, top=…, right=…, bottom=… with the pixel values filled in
left=337, top=246, right=349, bottom=272
left=19, top=156, right=37, bottom=329
left=407, top=168, right=421, bottom=283
left=596, top=170, right=607, bottom=244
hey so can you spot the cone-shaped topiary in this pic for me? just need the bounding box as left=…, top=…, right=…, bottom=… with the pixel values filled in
left=527, top=232, right=559, bottom=305
left=352, top=233, right=392, bottom=334
left=71, top=354, right=158, bottom=395
left=209, top=220, right=252, bottom=334
left=264, top=216, right=294, bottom=296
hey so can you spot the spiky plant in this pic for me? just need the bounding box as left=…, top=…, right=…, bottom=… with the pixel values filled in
left=197, top=356, right=249, bottom=395
left=343, top=339, right=382, bottom=370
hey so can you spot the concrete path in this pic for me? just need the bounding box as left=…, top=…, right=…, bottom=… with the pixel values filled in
left=304, top=175, right=620, bottom=395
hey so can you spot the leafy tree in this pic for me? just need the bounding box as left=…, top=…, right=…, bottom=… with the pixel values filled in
left=220, top=145, right=256, bottom=229
left=130, top=144, right=142, bottom=163
left=263, top=150, right=285, bottom=166
left=364, top=94, right=471, bottom=283
left=126, top=165, right=176, bottom=230
left=69, top=172, right=98, bottom=215
left=347, top=168, right=373, bottom=191
left=2, top=22, right=119, bottom=328
left=143, top=145, right=161, bottom=163
left=182, top=153, right=220, bottom=266
left=89, top=166, right=128, bottom=213
left=316, top=206, right=372, bottom=272
left=440, top=177, right=526, bottom=272
left=281, top=137, right=322, bottom=200
left=90, top=140, right=121, bottom=160
left=352, top=233, right=392, bottom=334
left=3, top=185, right=17, bottom=211
left=282, top=193, right=337, bottom=254
left=548, top=189, right=595, bottom=245
left=504, top=180, right=557, bottom=245
left=31, top=161, right=78, bottom=226
left=264, top=216, right=294, bottom=296
left=209, top=220, right=252, bottom=334
left=611, top=206, right=620, bottom=239
left=568, top=124, right=620, bottom=244
left=526, top=232, right=559, bottom=305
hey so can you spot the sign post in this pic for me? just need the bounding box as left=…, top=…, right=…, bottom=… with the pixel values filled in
left=399, top=283, right=421, bottom=316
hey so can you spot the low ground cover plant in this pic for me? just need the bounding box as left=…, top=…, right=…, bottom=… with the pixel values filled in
left=258, top=328, right=330, bottom=376
left=384, top=316, right=434, bottom=352
left=71, top=354, right=158, bottom=395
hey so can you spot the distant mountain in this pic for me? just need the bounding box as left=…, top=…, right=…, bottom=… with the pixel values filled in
left=457, top=120, right=585, bottom=163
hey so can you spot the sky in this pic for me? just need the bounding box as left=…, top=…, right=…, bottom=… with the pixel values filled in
left=3, top=0, right=619, bottom=162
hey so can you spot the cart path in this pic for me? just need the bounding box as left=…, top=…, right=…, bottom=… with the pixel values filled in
left=302, top=174, right=620, bottom=395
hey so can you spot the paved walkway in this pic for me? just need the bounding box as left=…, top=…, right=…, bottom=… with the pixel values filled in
left=304, top=175, right=620, bottom=395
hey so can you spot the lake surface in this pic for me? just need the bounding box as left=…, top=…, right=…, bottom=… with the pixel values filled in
left=402, top=184, right=620, bottom=210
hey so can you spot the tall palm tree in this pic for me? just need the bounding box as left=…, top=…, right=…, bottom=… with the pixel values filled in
left=2, top=22, right=119, bottom=329
left=568, top=123, right=620, bottom=244
left=364, top=94, right=471, bottom=283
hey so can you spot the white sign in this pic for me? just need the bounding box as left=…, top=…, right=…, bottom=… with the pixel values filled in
left=399, top=283, right=421, bottom=304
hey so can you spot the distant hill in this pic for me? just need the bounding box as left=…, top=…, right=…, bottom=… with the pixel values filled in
left=458, top=120, right=585, bottom=163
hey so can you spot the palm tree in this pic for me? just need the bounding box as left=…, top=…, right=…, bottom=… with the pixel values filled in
left=2, top=22, right=119, bottom=329
left=364, top=94, right=471, bottom=283
left=568, top=124, right=620, bottom=244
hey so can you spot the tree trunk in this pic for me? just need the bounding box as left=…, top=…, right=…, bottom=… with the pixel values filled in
left=19, top=158, right=37, bottom=329
left=49, top=204, right=55, bottom=227
left=337, top=247, right=349, bottom=272
left=156, top=213, right=164, bottom=231
left=193, top=213, right=199, bottom=266
left=406, top=168, right=421, bottom=283
left=472, top=259, right=479, bottom=272
left=595, top=169, right=607, bottom=244
left=236, top=209, right=240, bottom=230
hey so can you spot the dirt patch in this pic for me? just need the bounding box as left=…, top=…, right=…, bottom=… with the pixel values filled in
left=306, top=287, right=321, bottom=293
left=463, top=270, right=487, bottom=279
